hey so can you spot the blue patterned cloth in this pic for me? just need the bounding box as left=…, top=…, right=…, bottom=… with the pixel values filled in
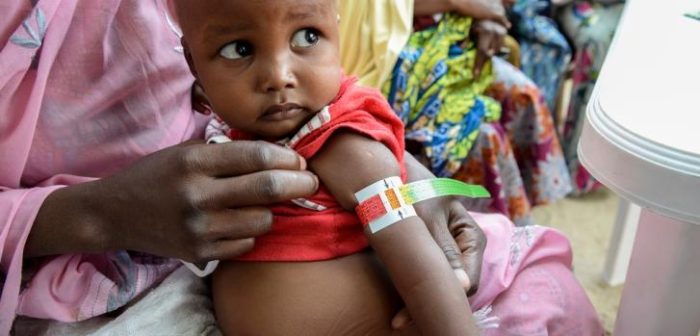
left=509, top=0, right=571, bottom=114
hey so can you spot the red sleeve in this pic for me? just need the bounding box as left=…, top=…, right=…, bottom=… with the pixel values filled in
left=292, top=78, right=407, bottom=179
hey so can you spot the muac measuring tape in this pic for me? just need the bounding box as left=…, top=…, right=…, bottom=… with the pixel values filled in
left=185, top=177, right=490, bottom=277
left=354, top=177, right=490, bottom=234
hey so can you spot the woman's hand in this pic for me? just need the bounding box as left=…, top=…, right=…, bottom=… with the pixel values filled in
left=28, top=141, right=318, bottom=262
left=415, top=197, right=486, bottom=296
left=413, top=0, right=510, bottom=78
left=392, top=154, right=487, bottom=331
left=391, top=197, right=487, bottom=331
left=471, top=19, right=508, bottom=78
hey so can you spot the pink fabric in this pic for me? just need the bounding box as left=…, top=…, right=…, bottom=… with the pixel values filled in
left=0, top=0, right=207, bottom=333
left=469, top=212, right=603, bottom=335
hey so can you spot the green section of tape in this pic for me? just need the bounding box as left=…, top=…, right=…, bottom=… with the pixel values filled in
left=685, top=10, right=700, bottom=21
left=402, top=178, right=490, bottom=204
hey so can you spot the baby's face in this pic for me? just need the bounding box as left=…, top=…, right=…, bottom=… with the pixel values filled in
left=177, top=0, right=342, bottom=139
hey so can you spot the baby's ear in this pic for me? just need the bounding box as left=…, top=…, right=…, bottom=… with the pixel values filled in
left=181, top=37, right=213, bottom=114
left=181, top=37, right=198, bottom=79
left=191, top=81, right=213, bottom=115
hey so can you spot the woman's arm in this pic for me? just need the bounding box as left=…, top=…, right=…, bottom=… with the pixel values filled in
left=25, top=141, right=317, bottom=260
left=414, top=0, right=456, bottom=16
left=414, top=0, right=510, bottom=27
left=311, top=132, right=478, bottom=335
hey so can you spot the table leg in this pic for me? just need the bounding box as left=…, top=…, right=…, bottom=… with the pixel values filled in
left=602, top=199, right=640, bottom=286
left=613, top=208, right=700, bottom=336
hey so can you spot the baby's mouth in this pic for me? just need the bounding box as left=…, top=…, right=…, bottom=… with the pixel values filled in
left=261, top=103, right=306, bottom=121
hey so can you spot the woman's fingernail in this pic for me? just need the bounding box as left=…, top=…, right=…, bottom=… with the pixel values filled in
left=392, top=312, right=410, bottom=329
left=454, top=269, right=471, bottom=289
left=299, top=156, right=307, bottom=170
left=311, top=174, right=320, bottom=191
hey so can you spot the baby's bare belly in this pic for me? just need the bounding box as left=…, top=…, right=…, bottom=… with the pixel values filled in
left=212, top=251, right=403, bottom=336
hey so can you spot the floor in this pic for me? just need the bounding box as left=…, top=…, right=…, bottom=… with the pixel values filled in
left=531, top=188, right=623, bottom=334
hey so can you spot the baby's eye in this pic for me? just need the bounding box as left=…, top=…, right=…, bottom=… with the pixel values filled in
left=219, top=41, right=253, bottom=60
left=291, top=28, right=319, bottom=48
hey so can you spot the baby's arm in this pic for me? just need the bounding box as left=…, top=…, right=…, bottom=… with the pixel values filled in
left=310, top=132, right=479, bottom=335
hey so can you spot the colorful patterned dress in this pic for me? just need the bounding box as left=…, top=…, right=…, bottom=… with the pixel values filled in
left=384, top=14, right=502, bottom=178
left=386, top=15, right=572, bottom=226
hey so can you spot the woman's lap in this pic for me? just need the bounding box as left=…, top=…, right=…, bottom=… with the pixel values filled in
left=14, top=213, right=601, bottom=335
left=470, top=212, right=603, bottom=335
left=455, top=58, right=572, bottom=225
left=13, top=266, right=220, bottom=336
left=454, top=122, right=534, bottom=226
left=487, top=57, right=573, bottom=206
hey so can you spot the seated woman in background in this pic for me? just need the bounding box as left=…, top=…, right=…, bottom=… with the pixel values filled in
left=507, top=0, right=572, bottom=114
left=341, top=0, right=572, bottom=226
left=506, top=0, right=625, bottom=195
left=557, top=0, right=625, bottom=194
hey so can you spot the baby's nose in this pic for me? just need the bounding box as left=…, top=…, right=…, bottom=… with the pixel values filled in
left=258, top=56, right=297, bottom=93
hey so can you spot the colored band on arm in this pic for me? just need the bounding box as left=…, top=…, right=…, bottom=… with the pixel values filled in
left=355, top=177, right=490, bottom=234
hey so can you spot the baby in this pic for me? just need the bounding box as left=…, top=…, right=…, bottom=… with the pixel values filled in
left=174, top=0, right=479, bottom=334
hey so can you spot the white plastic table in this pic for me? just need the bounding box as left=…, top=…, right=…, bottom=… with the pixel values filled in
left=578, top=0, right=700, bottom=334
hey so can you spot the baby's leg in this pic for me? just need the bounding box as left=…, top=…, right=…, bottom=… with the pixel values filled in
left=212, top=251, right=402, bottom=336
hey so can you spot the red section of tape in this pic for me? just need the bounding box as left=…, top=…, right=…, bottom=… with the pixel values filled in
left=355, top=194, right=387, bottom=227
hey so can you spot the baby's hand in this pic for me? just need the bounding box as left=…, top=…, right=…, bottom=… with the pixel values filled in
left=471, top=19, right=508, bottom=78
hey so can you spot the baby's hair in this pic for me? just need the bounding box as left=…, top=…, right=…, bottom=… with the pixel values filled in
left=170, top=0, right=339, bottom=35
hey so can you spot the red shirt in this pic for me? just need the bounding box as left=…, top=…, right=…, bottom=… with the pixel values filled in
left=228, top=77, right=406, bottom=261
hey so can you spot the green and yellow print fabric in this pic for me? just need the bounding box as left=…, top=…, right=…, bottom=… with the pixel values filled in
left=384, top=14, right=501, bottom=177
